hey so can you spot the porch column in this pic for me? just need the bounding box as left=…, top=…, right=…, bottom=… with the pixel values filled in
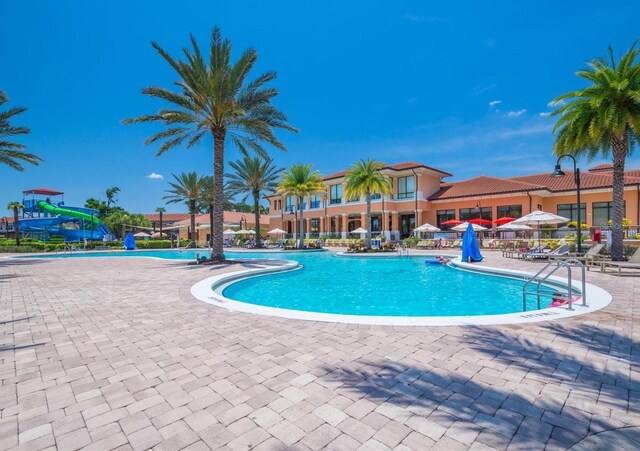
left=341, top=214, right=348, bottom=238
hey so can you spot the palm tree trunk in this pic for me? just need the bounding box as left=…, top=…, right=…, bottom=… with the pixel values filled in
left=189, top=200, right=196, bottom=246
left=209, top=207, right=214, bottom=248
left=611, top=135, right=627, bottom=261
left=159, top=211, right=163, bottom=240
left=298, top=196, right=305, bottom=249
left=211, top=129, right=226, bottom=262
left=253, top=190, right=262, bottom=249
left=366, top=191, right=372, bottom=249
left=13, top=207, right=20, bottom=246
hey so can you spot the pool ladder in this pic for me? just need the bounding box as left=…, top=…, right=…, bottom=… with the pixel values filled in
left=522, top=258, right=587, bottom=312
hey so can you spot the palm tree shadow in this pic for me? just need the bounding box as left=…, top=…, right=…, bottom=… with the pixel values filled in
left=0, top=316, right=34, bottom=326
left=0, top=342, right=45, bottom=352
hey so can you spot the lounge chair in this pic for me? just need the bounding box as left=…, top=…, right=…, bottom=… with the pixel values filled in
left=601, top=247, right=640, bottom=276
left=523, top=244, right=571, bottom=261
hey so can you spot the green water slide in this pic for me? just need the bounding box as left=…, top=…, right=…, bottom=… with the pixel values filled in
left=37, top=201, right=101, bottom=226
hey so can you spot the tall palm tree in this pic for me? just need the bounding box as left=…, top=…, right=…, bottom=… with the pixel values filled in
left=123, top=27, right=297, bottom=262
left=0, top=91, right=43, bottom=171
left=6, top=202, right=23, bottom=246
left=278, top=164, right=325, bottom=249
left=344, top=159, right=393, bottom=249
left=200, top=176, right=234, bottom=248
left=163, top=172, right=205, bottom=245
left=155, top=207, right=166, bottom=238
left=552, top=44, right=640, bottom=261
left=227, top=156, right=283, bottom=248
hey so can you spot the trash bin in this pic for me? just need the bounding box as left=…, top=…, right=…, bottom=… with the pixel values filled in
left=593, top=227, right=601, bottom=243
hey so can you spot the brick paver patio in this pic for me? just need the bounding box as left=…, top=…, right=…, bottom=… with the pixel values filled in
left=0, top=250, right=638, bottom=450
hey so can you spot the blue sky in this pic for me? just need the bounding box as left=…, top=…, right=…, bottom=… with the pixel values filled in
left=2, top=1, right=639, bottom=214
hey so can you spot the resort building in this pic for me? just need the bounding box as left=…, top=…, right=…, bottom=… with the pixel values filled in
left=175, top=211, right=270, bottom=243
left=267, top=162, right=640, bottom=240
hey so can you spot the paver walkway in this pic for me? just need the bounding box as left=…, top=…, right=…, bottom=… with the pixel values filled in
left=0, top=250, right=638, bottom=450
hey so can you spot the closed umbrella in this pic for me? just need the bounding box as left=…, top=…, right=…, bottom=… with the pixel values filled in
left=511, top=210, right=569, bottom=248
left=462, top=222, right=483, bottom=262
left=452, top=222, right=487, bottom=232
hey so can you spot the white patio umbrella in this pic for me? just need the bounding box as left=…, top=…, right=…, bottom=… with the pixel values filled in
left=133, top=231, right=150, bottom=238
left=511, top=210, right=569, bottom=248
left=267, top=228, right=287, bottom=234
left=350, top=227, right=368, bottom=234
left=223, top=229, right=237, bottom=235
left=236, top=229, right=256, bottom=235
left=497, top=223, right=532, bottom=231
left=451, top=222, right=487, bottom=232
left=414, top=223, right=441, bottom=233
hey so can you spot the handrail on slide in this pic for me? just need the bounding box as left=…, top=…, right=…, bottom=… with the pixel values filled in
left=522, top=258, right=587, bottom=312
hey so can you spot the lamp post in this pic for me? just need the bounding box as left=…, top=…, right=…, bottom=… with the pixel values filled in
left=551, top=155, right=582, bottom=254
left=240, top=215, right=246, bottom=230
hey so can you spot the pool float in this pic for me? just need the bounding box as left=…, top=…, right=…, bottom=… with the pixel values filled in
left=425, top=258, right=449, bottom=265
left=549, top=294, right=582, bottom=307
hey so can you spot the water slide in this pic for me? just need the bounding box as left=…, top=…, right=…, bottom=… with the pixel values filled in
left=37, top=201, right=101, bottom=226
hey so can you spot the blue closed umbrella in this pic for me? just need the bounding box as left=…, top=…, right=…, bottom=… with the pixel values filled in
left=461, top=222, right=483, bottom=262
left=123, top=232, right=136, bottom=250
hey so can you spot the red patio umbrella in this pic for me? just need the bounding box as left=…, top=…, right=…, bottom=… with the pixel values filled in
left=469, top=218, right=492, bottom=226
left=441, top=219, right=462, bottom=226
left=494, top=216, right=517, bottom=225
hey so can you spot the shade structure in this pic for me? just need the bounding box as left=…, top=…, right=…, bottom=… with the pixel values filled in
left=511, top=210, right=569, bottom=248
left=414, top=222, right=441, bottom=232
left=495, top=216, right=517, bottom=225
left=267, top=228, right=287, bottom=234
left=461, top=222, right=483, bottom=262
left=236, top=229, right=256, bottom=235
left=223, top=229, right=237, bottom=235
left=441, top=219, right=462, bottom=226
left=452, top=221, right=487, bottom=232
left=497, top=223, right=532, bottom=231
left=350, top=227, right=368, bottom=234
left=468, top=218, right=492, bottom=226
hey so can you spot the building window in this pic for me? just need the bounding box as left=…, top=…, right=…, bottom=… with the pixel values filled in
left=310, top=218, right=319, bottom=232
left=330, top=185, right=342, bottom=204
left=371, top=216, right=381, bottom=232
left=397, top=176, right=415, bottom=199
left=459, top=207, right=491, bottom=221
left=592, top=201, right=625, bottom=227
left=285, top=196, right=294, bottom=212
left=330, top=217, right=336, bottom=232
left=347, top=193, right=359, bottom=203
left=436, top=209, right=455, bottom=228
left=497, top=205, right=522, bottom=218
left=557, top=203, right=586, bottom=223
left=310, top=195, right=321, bottom=209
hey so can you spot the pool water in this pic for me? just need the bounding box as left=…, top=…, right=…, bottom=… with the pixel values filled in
left=26, top=249, right=555, bottom=316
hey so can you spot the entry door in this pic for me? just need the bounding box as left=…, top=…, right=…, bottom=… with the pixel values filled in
left=400, top=214, right=415, bottom=238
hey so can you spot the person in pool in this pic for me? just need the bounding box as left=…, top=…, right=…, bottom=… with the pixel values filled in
left=437, top=256, right=450, bottom=264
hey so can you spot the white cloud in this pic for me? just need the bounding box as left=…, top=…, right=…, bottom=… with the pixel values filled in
left=547, top=99, right=565, bottom=108
left=539, top=112, right=551, bottom=117
left=146, top=172, right=164, bottom=180
left=489, top=100, right=502, bottom=106
left=505, top=109, right=527, bottom=117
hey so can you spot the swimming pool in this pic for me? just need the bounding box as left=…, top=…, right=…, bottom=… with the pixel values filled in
left=21, top=249, right=610, bottom=324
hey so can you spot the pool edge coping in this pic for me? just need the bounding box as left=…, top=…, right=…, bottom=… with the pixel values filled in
left=190, top=256, right=613, bottom=327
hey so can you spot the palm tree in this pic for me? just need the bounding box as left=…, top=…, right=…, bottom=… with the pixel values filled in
left=1, top=91, right=43, bottom=171
left=344, top=159, right=393, bottom=249
left=552, top=44, right=640, bottom=261
left=6, top=202, right=23, bottom=246
left=123, top=27, right=297, bottom=262
left=163, top=172, right=205, bottom=245
left=200, top=176, right=234, bottom=248
left=155, top=207, right=166, bottom=238
left=278, top=164, right=325, bottom=249
left=227, top=156, right=283, bottom=248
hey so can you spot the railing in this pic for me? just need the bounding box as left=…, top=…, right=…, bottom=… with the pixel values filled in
left=522, top=258, right=587, bottom=312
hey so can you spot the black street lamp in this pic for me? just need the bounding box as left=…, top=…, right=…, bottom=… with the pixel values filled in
left=551, top=155, right=582, bottom=254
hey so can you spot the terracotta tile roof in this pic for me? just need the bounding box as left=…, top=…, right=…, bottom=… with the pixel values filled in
left=144, top=213, right=190, bottom=222
left=323, top=161, right=452, bottom=181
left=429, top=176, right=546, bottom=200
left=511, top=171, right=640, bottom=192
left=588, top=164, right=613, bottom=172
left=175, top=211, right=269, bottom=227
